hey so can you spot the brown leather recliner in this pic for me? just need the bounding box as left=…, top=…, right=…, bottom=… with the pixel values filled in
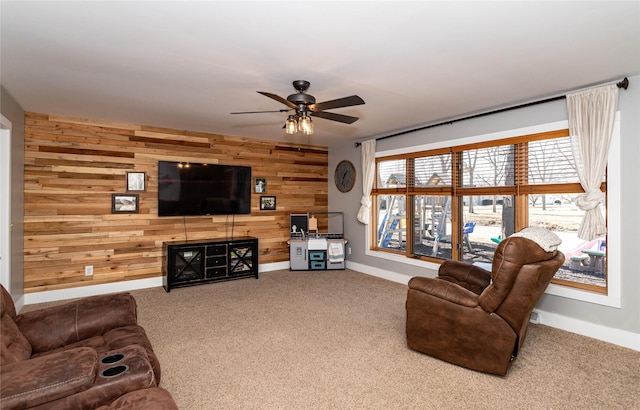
left=406, top=229, right=565, bottom=376
left=1, top=286, right=168, bottom=409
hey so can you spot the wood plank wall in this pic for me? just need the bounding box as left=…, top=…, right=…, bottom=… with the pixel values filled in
left=23, top=113, right=328, bottom=293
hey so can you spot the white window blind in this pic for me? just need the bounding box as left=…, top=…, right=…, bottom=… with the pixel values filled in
left=377, top=159, right=406, bottom=188
left=412, top=154, right=452, bottom=187
left=461, top=144, right=515, bottom=188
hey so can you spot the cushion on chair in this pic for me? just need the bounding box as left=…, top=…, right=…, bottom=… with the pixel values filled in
left=408, top=277, right=479, bottom=308
left=15, top=292, right=138, bottom=354
left=1, top=347, right=99, bottom=409
left=510, top=226, right=562, bottom=252
left=437, top=260, right=491, bottom=295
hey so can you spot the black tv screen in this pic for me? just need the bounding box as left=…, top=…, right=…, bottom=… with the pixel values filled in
left=158, top=161, right=252, bottom=216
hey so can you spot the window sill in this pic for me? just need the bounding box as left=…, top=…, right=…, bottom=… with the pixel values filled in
left=365, top=248, right=441, bottom=271
left=365, top=247, right=621, bottom=309
left=545, top=282, right=620, bottom=308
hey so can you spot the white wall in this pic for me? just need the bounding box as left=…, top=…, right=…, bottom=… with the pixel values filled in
left=0, top=87, right=26, bottom=310
left=1, top=115, right=12, bottom=292
left=329, top=76, right=640, bottom=350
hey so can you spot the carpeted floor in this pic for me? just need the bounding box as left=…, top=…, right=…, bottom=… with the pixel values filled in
left=124, top=269, right=639, bottom=409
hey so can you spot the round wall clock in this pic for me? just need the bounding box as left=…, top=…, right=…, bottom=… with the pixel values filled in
left=335, top=160, right=356, bottom=193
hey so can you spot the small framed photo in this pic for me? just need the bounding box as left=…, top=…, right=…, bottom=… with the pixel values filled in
left=112, top=194, right=139, bottom=214
left=126, top=172, right=146, bottom=192
left=255, top=178, right=266, bottom=193
left=260, top=196, right=276, bottom=211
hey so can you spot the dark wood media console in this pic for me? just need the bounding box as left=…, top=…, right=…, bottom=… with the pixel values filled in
left=162, top=236, right=258, bottom=292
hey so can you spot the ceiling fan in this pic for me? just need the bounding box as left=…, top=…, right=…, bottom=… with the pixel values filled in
left=230, top=80, right=365, bottom=135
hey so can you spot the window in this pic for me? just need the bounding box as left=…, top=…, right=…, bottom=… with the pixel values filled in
left=371, top=129, right=608, bottom=293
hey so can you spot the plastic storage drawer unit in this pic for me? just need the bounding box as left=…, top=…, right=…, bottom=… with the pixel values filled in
left=308, top=251, right=326, bottom=261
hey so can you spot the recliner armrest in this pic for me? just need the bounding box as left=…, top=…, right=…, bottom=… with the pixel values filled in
left=408, top=277, right=479, bottom=307
left=0, top=347, right=98, bottom=410
left=437, top=260, right=491, bottom=294
left=16, top=293, right=138, bottom=353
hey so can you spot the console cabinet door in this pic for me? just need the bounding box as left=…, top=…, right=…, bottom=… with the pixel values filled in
left=289, top=240, right=308, bottom=270
left=229, top=241, right=255, bottom=274
left=169, top=246, right=205, bottom=284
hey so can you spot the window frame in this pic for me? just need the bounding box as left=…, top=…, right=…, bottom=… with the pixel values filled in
left=366, top=118, right=621, bottom=308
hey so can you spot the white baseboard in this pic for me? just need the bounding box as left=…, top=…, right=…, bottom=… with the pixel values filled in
left=22, top=262, right=289, bottom=307
left=23, top=277, right=164, bottom=306
left=535, top=309, right=639, bottom=351
left=259, top=261, right=289, bottom=272
left=347, top=261, right=640, bottom=352
left=346, top=261, right=412, bottom=285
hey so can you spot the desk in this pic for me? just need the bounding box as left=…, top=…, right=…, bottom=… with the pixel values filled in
left=582, top=249, right=606, bottom=273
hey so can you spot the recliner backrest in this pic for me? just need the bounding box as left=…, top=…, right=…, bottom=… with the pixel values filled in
left=1, top=285, right=32, bottom=365
left=494, top=252, right=564, bottom=338
left=478, top=236, right=561, bottom=313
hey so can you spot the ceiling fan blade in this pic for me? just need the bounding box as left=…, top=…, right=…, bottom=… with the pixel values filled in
left=231, top=109, right=292, bottom=114
left=311, top=111, right=359, bottom=124
left=257, top=91, right=298, bottom=109
left=308, top=95, right=365, bottom=112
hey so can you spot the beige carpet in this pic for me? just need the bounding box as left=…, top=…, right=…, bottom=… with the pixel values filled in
left=122, top=269, right=639, bottom=409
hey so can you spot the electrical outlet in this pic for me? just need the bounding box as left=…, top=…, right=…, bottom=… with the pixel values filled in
left=529, top=310, right=540, bottom=324
left=84, top=265, right=94, bottom=276
left=347, top=246, right=352, bottom=255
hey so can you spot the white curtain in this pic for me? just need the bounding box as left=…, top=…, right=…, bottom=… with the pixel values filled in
left=356, top=139, right=376, bottom=224
left=567, top=84, right=619, bottom=240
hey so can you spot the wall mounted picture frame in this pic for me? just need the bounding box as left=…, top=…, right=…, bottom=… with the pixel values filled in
left=126, top=171, right=146, bottom=192
left=255, top=178, right=266, bottom=193
left=260, top=196, right=276, bottom=211
left=112, top=194, right=139, bottom=214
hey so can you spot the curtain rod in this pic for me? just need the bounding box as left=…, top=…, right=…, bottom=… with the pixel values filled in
left=354, top=77, right=629, bottom=148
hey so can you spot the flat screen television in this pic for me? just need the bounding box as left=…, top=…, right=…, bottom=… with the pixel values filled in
left=158, top=161, right=252, bottom=216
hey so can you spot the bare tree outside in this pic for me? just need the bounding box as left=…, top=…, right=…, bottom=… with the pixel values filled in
left=528, top=137, right=580, bottom=208
left=464, top=150, right=478, bottom=213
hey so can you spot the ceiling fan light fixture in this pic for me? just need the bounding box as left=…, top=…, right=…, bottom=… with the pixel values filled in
left=234, top=80, right=364, bottom=135
left=299, top=115, right=313, bottom=135
left=285, top=115, right=298, bottom=134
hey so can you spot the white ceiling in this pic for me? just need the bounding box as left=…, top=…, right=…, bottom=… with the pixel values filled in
left=2, top=1, right=639, bottom=147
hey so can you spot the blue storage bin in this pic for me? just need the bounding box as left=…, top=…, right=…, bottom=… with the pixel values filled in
left=309, top=251, right=326, bottom=261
